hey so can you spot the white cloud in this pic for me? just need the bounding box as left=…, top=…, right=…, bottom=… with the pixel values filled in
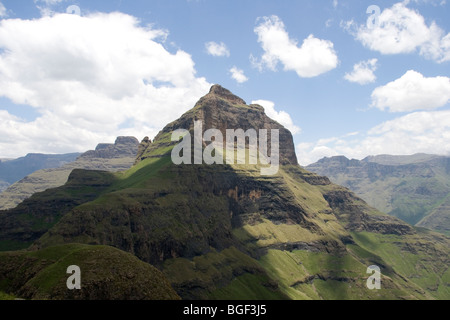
left=252, top=15, right=338, bottom=78
left=0, top=12, right=211, bottom=158
left=229, top=66, right=248, bottom=84
left=344, top=59, right=378, bottom=85
left=205, top=41, right=230, bottom=57
left=371, top=70, right=450, bottom=112
left=0, top=2, right=6, bottom=17
left=333, top=0, right=338, bottom=8
left=347, top=2, right=450, bottom=62
left=252, top=99, right=301, bottom=135
left=297, top=110, right=450, bottom=165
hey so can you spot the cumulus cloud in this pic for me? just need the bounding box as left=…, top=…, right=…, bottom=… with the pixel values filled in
left=297, top=110, right=450, bottom=165
left=0, top=12, right=211, bottom=157
left=346, top=2, right=450, bottom=62
left=205, top=41, right=230, bottom=57
left=229, top=66, right=248, bottom=83
left=371, top=70, right=450, bottom=112
left=252, top=99, right=301, bottom=134
left=252, top=15, right=338, bottom=78
left=344, top=59, right=378, bottom=85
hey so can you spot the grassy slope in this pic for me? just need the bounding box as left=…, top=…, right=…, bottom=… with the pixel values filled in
left=417, top=195, right=450, bottom=236
left=0, top=244, right=180, bottom=300
left=0, top=170, right=117, bottom=251
left=350, top=231, right=450, bottom=300
left=24, top=144, right=450, bottom=300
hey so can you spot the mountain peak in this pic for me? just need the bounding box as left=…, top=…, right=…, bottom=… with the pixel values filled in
left=207, top=84, right=247, bottom=105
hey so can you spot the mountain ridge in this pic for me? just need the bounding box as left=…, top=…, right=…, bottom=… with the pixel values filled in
left=0, top=136, right=139, bottom=211
left=306, top=155, right=450, bottom=234
left=0, top=153, right=81, bottom=193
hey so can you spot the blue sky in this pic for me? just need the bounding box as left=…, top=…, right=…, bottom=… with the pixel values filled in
left=0, top=0, right=449, bottom=164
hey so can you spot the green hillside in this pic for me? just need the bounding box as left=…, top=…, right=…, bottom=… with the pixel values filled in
left=417, top=196, right=450, bottom=236
left=0, top=244, right=180, bottom=300
left=0, top=86, right=448, bottom=300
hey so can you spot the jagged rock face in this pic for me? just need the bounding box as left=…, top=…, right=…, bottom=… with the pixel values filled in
left=137, top=85, right=298, bottom=166
left=82, top=136, right=139, bottom=159
left=135, top=137, right=152, bottom=165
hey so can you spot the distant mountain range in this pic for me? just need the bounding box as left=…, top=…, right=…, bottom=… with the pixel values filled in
left=0, top=137, right=139, bottom=210
left=306, top=154, right=450, bottom=235
left=1, top=85, right=448, bottom=300
left=0, top=153, right=81, bottom=192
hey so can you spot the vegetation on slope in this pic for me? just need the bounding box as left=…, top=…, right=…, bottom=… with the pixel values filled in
left=0, top=244, right=180, bottom=300
left=306, top=155, right=450, bottom=229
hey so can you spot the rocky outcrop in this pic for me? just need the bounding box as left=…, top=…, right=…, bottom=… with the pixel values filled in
left=323, top=189, right=415, bottom=235
left=136, top=85, right=298, bottom=166
left=82, top=136, right=139, bottom=159
left=135, top=136, right=152, bottom=164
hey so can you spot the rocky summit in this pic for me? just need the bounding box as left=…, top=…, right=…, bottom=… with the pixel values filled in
left=136, top=85, right=298, bottom=166
left=0, top=85, right=449, bottom=300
